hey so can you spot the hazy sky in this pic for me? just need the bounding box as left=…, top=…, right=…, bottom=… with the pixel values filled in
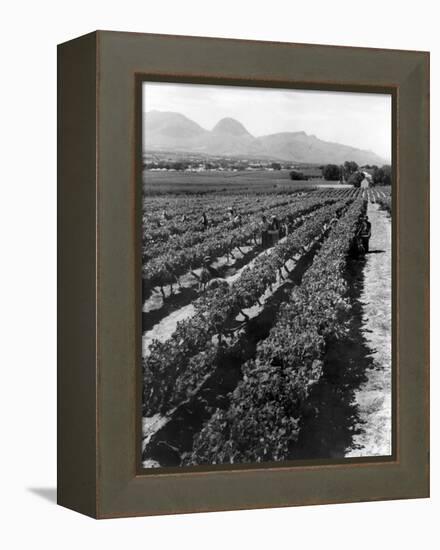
left=143, top=82, right=392, bottom=161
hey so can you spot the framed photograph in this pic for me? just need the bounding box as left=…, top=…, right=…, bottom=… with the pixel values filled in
left=58, top=31, right=429, bottom=518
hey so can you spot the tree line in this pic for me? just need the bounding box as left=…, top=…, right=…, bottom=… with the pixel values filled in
left=320, top=161, right=392, bottom=186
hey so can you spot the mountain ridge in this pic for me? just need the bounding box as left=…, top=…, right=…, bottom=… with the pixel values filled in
left=143, top=111, right=388, bottom=165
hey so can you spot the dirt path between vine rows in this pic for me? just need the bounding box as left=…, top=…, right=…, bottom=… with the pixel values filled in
left=345, top=201, right=392, bottom=457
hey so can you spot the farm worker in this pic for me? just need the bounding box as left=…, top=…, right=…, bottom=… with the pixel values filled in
left=268, top=215, right=280, bottom=246
left=203, top=256, right=220, bottom=277
left=260, top=215, right=270, bottom=247
left=291, top=215, right=302, bottom=231
left=162, top=261, right=179, bottom=293
left=233, top=212, right=242, bottom=227
left=194, top=255, right=222, bottom=291
left=323, top=216, right=339, bottom=232
left=353, top=217, right=364, bottom=255
left=162, top=209, right=170, bottom=221
left=199, top=212, right=209, bottom=230
left=359, top=215, right=372, bottom=253
left=227, top=207, right=234, bottom=221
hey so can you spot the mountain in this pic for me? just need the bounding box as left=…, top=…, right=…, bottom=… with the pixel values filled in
left=143, top=111, right=207, bottom=150
left=212, top=117, right=252, bottom=137
left=257, top=132, right=386, bottom=165
left=143, top=111, right=388, bottom=165
left=204, top=117, right=264, bottom=157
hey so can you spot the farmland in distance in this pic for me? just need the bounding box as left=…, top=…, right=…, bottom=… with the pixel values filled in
left=143, top=168, right=324, bottom=195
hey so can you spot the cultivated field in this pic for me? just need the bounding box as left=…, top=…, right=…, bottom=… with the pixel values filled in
left=143, top=169, right=322, bottom=195
left=142, top=184, right=392, bottom=468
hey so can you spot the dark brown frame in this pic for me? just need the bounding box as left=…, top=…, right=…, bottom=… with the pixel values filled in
left=58, top=31, right=429, bottom=519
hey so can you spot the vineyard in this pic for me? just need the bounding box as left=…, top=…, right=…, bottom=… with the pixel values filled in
left=142, top=185, right=392, bottom=468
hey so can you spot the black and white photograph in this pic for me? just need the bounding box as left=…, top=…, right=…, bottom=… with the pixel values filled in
left=4, top=0, right=434, bottom=534
left=141, top=82, right=393, bottom=469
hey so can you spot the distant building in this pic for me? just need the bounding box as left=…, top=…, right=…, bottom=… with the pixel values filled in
left=360, top=171, right=373, bottom=188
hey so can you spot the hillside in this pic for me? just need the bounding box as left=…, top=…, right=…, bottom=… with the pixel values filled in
left=143, top=110, right=388, bottom=166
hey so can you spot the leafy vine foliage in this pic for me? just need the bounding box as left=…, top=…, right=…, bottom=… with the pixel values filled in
left=184, top=197, right=367, bottom=465
left=142, top=191, right=351, bottom=292
left=143, top=193, right=357, bottom=417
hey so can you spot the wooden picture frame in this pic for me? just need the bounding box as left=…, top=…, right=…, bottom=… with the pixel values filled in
left=57, top=30, right=429, bottom=518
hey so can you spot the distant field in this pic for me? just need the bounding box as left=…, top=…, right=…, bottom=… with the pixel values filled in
left=143, top=169, right=323, bottom=195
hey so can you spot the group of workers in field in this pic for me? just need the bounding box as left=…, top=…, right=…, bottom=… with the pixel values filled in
left=157, top=206, right=372, bottom=298
left=161, top=206, right=372, bottom=255
left=228, top=208, right=286, bottom=247
left=160, top=206, right=300, bottom=246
